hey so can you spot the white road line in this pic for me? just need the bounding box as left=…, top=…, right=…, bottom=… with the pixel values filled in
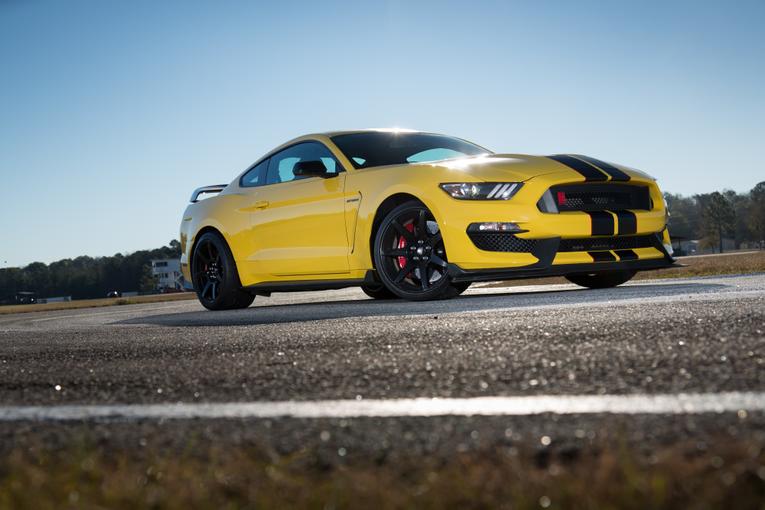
left=1, top=392, right=763, bottom=422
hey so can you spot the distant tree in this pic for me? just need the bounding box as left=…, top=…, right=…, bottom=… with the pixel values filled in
left=723, top=189, right=752, bottom=249
left=664, top=193, right=701, bottom=240
left=696, top=192, right=735, bottom=253
left=750, top=181, right=765, bottom=245
left=138, top=264, right=157, bottom=293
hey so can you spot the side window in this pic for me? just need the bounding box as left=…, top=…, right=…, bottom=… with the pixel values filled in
left=265, top=142, right=342, bottom=185
left=240, top=158, right=269, bottom=187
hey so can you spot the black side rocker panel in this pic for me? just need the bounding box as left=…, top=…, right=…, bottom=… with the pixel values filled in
left=246, top=271, right=378, bottom=296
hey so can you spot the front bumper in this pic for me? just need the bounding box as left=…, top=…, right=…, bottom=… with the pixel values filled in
left=432, top=171, right=669, bottom=270
left=447, top=232, right=679, bottom=283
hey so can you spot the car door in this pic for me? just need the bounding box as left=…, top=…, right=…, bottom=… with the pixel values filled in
left=247, top=141, right=350, bottom=278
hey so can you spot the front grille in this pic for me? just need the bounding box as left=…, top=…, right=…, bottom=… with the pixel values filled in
left=541, top=184, right=651, bottom=212
left=467, top=232, right=657, bottom=253
left=559, top=235, right=656, bottom=252
left=468, top=232, right=539, bottom=252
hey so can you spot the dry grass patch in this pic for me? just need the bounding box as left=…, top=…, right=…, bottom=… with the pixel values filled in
left=0, top=438, right=763, bottom=509
left=0, top=293, right=196, bottom=315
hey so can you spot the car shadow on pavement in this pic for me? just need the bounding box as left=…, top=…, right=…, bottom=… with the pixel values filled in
left=119, top=282, right=729, bottom=328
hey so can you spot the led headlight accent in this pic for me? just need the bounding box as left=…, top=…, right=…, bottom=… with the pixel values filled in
left=440, top=182, right=523, bottom=200
left=467, top=222, right=525, bottom=233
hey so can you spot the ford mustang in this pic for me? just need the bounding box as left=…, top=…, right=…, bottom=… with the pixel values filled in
left=179, top=129, right=676, bottom=310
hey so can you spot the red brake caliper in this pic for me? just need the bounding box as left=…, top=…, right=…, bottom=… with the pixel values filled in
left=397, top=222, right=414, bottom=270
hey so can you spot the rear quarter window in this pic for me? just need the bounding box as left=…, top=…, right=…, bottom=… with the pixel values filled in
left=240, top=159, right=269, bottom=187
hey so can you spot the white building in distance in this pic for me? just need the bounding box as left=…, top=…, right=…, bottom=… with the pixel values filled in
left=151, top=259, right=184, bottom=291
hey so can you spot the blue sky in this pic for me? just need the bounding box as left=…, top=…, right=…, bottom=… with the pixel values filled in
left=1, top=0, right=763, bottom=267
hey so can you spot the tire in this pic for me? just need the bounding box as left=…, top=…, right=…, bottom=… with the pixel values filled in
left=452, top=281, right=471, bottom=295
left=373, top=201, right=462, bottom=301
left=361, top=283, right=397, bottom=300
left=191, top=231, right=255, bottom=311
left=565, top=270, right=636, bottom=289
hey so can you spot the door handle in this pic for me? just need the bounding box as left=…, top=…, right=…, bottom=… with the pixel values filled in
left=252, top=200, right=269, bottom=209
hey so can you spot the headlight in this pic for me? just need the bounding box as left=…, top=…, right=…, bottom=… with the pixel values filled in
left=439, top=182, right=523, bottom=200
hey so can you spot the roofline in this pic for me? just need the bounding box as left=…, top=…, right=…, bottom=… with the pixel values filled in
left=317, top=128, right=433, bottom=138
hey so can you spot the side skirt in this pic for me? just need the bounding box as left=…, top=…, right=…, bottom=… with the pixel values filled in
left=246, top=272, right=378, bottom=296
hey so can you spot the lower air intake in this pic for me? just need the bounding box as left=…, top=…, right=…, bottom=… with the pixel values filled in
left=468, top=232, right=658, bottom=253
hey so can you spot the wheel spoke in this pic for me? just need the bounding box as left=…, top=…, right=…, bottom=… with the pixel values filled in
left=211, top=282, right=217, bottom=300
left=391, top=220, right=414, bottom=242
left=419, top=262, right=430, bottom=290
left=429, top=231, right=442, bottom=246
left=201, top=280, right=212, bottom=299
left=417, top=210, right=427, bottom=240
left=393, top=261, right=413, bottom=283
left=429, top=254, right=447, bottom=268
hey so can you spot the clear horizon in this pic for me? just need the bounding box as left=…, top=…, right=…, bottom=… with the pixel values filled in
left=2, top=0, right=764, bottom=268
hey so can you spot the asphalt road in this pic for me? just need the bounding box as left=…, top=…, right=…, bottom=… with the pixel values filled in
left=0, top=274, right=764, bottom=458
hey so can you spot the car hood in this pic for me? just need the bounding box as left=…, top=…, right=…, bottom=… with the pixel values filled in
left=418, top=154, right=653, bottom=183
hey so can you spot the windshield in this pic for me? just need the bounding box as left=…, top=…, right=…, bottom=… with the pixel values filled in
left=330, top=132, right=491, bottom=169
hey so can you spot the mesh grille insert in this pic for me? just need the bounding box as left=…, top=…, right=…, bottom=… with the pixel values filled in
left=467, top=232, right=657, bottom=253
left=544, top=184, right=651, bottom=212
left=468, top=233, right=539, bottom=252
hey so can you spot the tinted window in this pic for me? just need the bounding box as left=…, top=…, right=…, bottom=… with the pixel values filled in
left=331, top=132, right=490, bottom=169
left=266, top=142, right=342, bottom=185
left=407, top=148, right=466, bottom=163
left=240, top=158, right=269, bottom=187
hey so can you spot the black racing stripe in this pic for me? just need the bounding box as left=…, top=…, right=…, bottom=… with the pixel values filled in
left=587, top=211, right=615, bottom=236
left=613, top=210, right=637, bottom=235
left=548, top=154, right=608, bottom=182
left=615, top=249, right=639, bottom=261
left=572, top=155, right=631, bottom=181
left=589, top=251, right=617, bottom=262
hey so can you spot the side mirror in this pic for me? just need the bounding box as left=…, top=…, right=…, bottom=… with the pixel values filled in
left=293, top=160, right=331, bottom=178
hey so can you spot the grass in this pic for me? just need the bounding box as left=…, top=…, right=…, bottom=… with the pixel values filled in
left=0, top=292, right=196, bottom=315
left=0, top=437, right=763, bottom=509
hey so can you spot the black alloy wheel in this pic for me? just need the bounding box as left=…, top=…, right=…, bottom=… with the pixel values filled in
left=373, top=201, right=462, bottom=301
left=360, top=283, right=397, bottom=300
left=192, top=232, right=255, bottom=311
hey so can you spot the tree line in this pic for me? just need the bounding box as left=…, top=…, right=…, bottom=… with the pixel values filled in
left=0, top=241, right=181, bottom=302
left=665, top=182, right=765, bottom=253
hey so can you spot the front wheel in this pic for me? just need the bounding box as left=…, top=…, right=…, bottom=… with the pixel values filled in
left=373, top=201, right=462, bottom=301
left=565, top=270, right=636, bottom=289
left=192, top=232, right=255, bottom=311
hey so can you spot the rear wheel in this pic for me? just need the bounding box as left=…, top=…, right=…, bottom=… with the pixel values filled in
left=360, top=283, right=397, bottom=300
left=565, top=270, right=636, bottom=289
left=192, top=232, right=255, bottom=311
left=373, top=201, right=462, bottom=301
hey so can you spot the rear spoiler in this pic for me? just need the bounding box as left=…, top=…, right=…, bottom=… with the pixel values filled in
left=190, top=184, right=227, bottom=203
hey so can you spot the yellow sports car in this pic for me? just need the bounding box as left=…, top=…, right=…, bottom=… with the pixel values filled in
left=180, top=129, right=676, bottom=310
